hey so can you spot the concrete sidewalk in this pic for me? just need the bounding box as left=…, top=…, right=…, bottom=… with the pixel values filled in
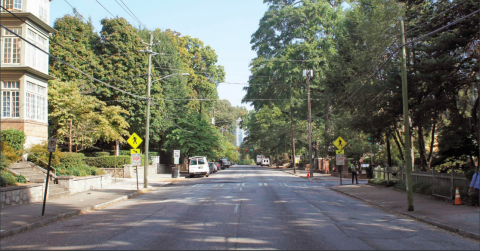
left=331, top=184, right=480, bottom=240
left=0, top=176, right=187, bottom=239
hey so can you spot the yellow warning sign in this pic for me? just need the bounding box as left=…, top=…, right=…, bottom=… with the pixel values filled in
left=130, top=149, right=140, bottom=154
left=127, top=133, right=143, bottom=149
left=336, top=149, right=344, bottom=155
left=333, top=137, right=347, bottom=150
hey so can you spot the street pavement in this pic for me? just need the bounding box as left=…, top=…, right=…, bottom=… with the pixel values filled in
left=1, top=165, right=478, bottom=250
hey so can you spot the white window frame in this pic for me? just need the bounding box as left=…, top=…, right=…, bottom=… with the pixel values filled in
left=26, top=28, right=48, bottom=72
left=1, top=81, right=20, bottom=118
left=3, top=27, right=22, bottom=64
left=2, top=0, right=22, bottom=11
left=26, top=81, right=47, bottom=121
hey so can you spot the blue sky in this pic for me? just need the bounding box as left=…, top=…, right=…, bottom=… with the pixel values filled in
left=50, top=0, right=270, bottom=110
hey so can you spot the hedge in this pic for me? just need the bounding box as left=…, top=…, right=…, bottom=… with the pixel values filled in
left=85, top=155, right=151, bottom=168
left=59, top=152, right=86, bottom=167
left=1, top=129, right=26, bottom=151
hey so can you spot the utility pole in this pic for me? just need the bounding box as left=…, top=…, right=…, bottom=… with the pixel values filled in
left=304, top=69, right=314, bottom=178
left=400, top=19, right=414, bottom=211
left=141, top=32, right=159, bottom=189
left=290, top=103, right=296, bottom=174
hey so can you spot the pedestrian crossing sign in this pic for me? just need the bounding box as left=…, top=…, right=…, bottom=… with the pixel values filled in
left=336, top=149, right=344, bottom=155
left=333, top=136, right=347, bottom=150
left=127, top=133, right=143, bottom=149
left=130, top=149, right=140, bottom=154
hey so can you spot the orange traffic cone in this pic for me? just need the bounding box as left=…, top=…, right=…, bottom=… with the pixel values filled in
left=454, top=187, right=462, bottom=205
left=307, top=172, right=310, bottom=178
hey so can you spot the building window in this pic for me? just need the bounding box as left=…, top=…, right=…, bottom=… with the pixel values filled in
left=2, top=0, right=22, bottom=11
left=1, top=81, right=20, bottom=118
left=27, top=29, right=48, bottom=72
left=26, top=81, right=47, bottom=121
left=3, top=27, right=22, bottom=64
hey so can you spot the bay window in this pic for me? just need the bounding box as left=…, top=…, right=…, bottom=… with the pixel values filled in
left=3, top=28, right=22, bottom=64
left=26, top=81, right=47, bottom=121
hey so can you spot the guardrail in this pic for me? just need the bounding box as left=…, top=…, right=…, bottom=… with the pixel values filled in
left=22, top=150, right=57, bottom=177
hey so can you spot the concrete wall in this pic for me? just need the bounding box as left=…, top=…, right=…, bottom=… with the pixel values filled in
left=0, top=183, right=44, bottom=208
left=124, top=165, right=158, bottom=179
left=100, top=168, right=124, bottom=178
left=56, top=175, right=113, bottom=195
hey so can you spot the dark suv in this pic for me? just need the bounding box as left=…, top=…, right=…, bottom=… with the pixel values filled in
left=218, top=158, right=230, bottom=169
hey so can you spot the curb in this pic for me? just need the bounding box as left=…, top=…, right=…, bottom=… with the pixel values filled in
left=0, top=187, right=155, bottom=239
left=330, top=187, right=480, bottom=240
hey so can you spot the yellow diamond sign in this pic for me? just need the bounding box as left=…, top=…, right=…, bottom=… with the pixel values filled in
left=127, top=133, right=143, bottom=149
left=333, top=136, right=347, bottom=150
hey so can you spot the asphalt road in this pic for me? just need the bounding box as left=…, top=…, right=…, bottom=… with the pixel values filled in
left=1, top=165, right=478, bottom=250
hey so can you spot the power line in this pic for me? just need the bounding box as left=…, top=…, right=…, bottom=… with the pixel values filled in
left=0, top=25, right=147, bottom=100
left=114, top=0, right=147, bottom=30
left=95, top=0, right=115, bottom=18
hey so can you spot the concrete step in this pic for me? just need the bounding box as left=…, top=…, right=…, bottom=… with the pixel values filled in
left=48, top=190, right=70, bottom=200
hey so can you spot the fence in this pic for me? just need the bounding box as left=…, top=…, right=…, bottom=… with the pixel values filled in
left=373, top=166, right=470, bottom=199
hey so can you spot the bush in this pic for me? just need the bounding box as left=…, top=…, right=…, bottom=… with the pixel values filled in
left=1, top=155, right=11, bottom=172
left=59, top=152, right=86, bottom=167
left=16, top=174, right=27, bottom=183
left=394, top=181, right=406, bottom=191
left=368, top=178, right=395, bottom=187
left=0, top=171, right=18, bottom=186
left=119, top=150, right=131, bottom=155
left=1, top=129, right=26, bottom=151
left=93, top=152, right=110, bottom=157
left=1, top=141, right=21, bottom=162
left=56, top=164, right=104, bottom=176
left=412, top=182, right=432, bottom=195
left=27, top=142, right=63, bottom=168
left=85, top=155, right=151, bottom=168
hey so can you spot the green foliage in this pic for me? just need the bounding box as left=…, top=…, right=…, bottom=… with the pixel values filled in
left=59, top=153, right=86, bottom=167
left=15, top=175, right=27, bottom=183
left=412, top=182, right=433, bottom=195
left=1, top=141, right=21, bottom=163
left=48, top=80, right=130, bottom=151
left=93, top=152, right=110, bottom=157
left=56, top=164, right=103, bottom=176
left=1, top=129, right=26, bottom=151
left=368, top=178, right=395, bottom=187
left=85, top=155, right=150, bottom=168
left=0, top=155, right=11, bottom=172
left=0, top=171, right=17, bottom=187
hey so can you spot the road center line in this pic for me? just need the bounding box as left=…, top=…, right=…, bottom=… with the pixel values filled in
left=259, top=183, right=263, bottom=186
left=234, top=204, right=239, bottom=213
left=240, top=187, right=243, bottom=191
left=264, top=183, right=268, bottom=186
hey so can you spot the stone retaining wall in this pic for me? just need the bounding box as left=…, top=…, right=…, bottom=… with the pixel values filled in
left=1, top=184, right=44, bottom=208
left=124, top=164, right=158, bottom=178
left=99, top=168, right=124, bottom=178
left=57, top=175, right=113, bottom=195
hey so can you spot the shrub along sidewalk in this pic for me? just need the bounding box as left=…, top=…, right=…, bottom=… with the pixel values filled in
left=330, top=184, right=479, bottom=239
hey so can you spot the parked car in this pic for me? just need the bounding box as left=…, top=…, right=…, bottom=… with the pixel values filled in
left=208, top=162, right=216, bottom=173
left=214, top=162, right=221, bottom=171
left=218, top=158, right=230, bottom=169
left=261, top=158, right=270, bottom=166
left=256, top=155, right=265, bottom=165
left=188, top=156, right=209, bottom=177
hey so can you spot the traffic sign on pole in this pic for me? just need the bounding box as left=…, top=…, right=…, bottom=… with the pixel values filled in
left=174, top=150, right=180, bottom=164
left=47, top=138, right=57, bottom=152
left=131, top=149, right=140, bottom=154
left=131, top=153, right=141, bottom=166
left=333, top=137, right=347, bottom=150
left=336, top=154, right=345, bottom=166
left=127, top=133, right=143, bottom=149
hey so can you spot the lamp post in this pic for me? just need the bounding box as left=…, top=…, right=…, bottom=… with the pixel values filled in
left=303, top=69, right=314, bottom=178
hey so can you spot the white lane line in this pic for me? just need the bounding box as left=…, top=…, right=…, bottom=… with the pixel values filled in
left=242, top=183, right=245, bottom=186
left=214, top=184, right=219, bottom=187
left=259, top=183, right=263, bottom=186
left=234, top=204, right=239, bottom=213
left=240, top=187, right=243, bottom=191
left=192, top=184, right=199, bottom=187
left=303, top=184, right=308, bottom=187
left=264, top=183, right=268, bottom=186
left=237, top=184, right=240, bottom=187
left=283, top=183, right=287, bottom=187
left=220, top=183, right=224, bottom=186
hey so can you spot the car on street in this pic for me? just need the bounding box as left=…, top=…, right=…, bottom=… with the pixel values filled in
left=219, top=158, right=230, bottom=169
left=261, top=158, right=270, bottom=166
left=256, top=155, right=265, bottom=165
left=188, top=156, right=209, bottom=178
left=214, top=162, right=221, bottom=171
left=208, top=162, right=216, bottom=173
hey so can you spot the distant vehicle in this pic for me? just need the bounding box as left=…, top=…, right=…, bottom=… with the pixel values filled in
left=256, top=155, right=265, bottom=165
left=261, top=158, right=270, bottom=166
left=208, top=162, right=216, bottom=173
left=188, top=156, right=209, bottom=178
left=214, top=162, right=221, bottom=171
left=219, top=158, right=230, bottom=169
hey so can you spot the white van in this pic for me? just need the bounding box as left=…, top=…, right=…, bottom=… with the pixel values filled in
left=261, top=158, right=270, bottom=166
left=256, top=155, right=265, bottom=165
left=188, top=156, right=209, bottom=177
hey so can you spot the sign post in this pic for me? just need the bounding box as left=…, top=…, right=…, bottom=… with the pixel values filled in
left=333, top=137, right=348, bottom=186
left=173, top=150, right=180, bottom=178
left=127, top=133, right=143, bottom=190
left=131, top=153, right=141, bottom=190
left=42, top=138, right=56, bottom=216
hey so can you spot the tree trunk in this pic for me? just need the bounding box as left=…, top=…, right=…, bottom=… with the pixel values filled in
left=290, top=104, right=296, bottom=171
left=427, top=122, right=437, bottom=169
left=386, top=133, right=392, bottom=167
left=392, top=132, right=404, bottom=161
left=69, top=119, right=72, bottom=152
left=417, top=122, right=427, bottom=171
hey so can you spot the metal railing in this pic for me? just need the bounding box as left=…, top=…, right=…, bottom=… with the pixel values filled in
left=373, top=165, right=469, bottom=199
left=22, top=150, right=57, bottom=177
